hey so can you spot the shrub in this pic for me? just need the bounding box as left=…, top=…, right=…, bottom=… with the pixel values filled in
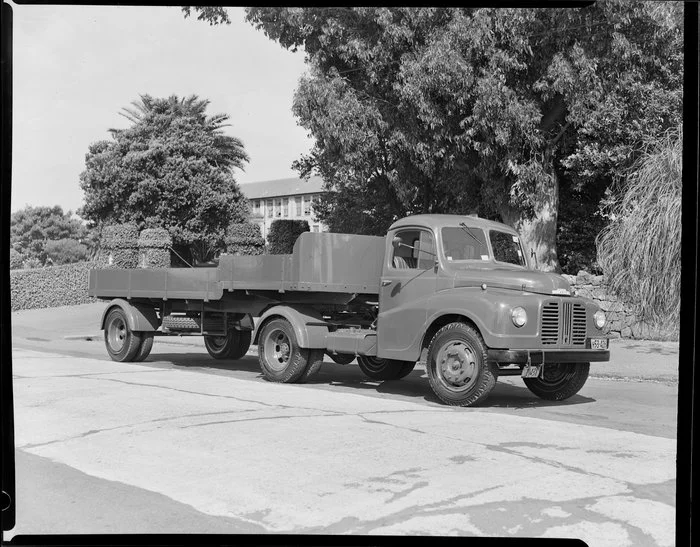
left=44, top=238, right=89, bottom=265
left=100, top=223, right=139, bottom=268
left=9, top=248, right=24, bottom=270
left=596, top=125, right=682, bottom=326
left=21, top=257, right=42, bottom=269
left=10, top=261, right=98, bottom=311
left=138, top=228, right=172, bottom=268
left=225, top=222, right=265, bottom=256
left=267, top=220, right=310, bottom=254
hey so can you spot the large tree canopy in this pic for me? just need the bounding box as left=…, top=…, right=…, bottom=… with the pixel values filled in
left=11, top=205, right=88, bottom=265
left=79, top=94, right=249, bottom=263
left=242, top=4, right=682, bottom=271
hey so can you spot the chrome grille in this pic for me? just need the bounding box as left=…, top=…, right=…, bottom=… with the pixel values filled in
left=540, top=301, right=587, bottom=346
left=541, top=302, right=559, bottom=345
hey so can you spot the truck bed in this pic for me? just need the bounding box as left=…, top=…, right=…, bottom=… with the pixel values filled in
left=88, top=232, right=385, bottom=301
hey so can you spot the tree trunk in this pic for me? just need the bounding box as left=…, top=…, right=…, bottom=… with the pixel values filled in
left=499, top=169, right=561, bottom=273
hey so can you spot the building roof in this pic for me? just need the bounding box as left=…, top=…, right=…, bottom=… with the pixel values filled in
left=240, top=175, right=325, bottom=200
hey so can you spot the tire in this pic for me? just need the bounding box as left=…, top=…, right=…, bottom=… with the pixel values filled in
left=133, top=333, right=154, bottom=362
left=297, top=349, right=326, bottom=383
left=523, top=363, right=590, bottom=401
left=204, top=330, right=252, bottom=360
left=104, top=308, right=143, bottom=362
left=328, top=353, right=355, bottom=365
left=357, top=356, right=415, bottom=381
left=258, top=319, right=316, bottom=383
left=426, top=322, right=496, bottom=407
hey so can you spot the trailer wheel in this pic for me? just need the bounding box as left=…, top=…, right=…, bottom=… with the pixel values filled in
left=328, top=353, right=355, bottom=365
left=104, top=308, right=143, bottom=362
left=426, top=322, right=495, bottom=406
left=204, top=330, right=252, bottom=360
left=523, top=363, right=590, bottom=401
left=297, top=350, right=326, bottom=383
left=357, top=356, right=415, bottom=381
left=133, top=334, right=154, bottom=362
left=258, top=319, right=315, bottom=383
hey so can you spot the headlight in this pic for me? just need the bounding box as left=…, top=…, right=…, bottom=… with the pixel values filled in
left=511, top=307, right=527, bottom=327
left=594, top=310, right=606, bottom=329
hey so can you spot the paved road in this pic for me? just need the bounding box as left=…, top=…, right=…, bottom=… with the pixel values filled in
left=7, top=332, right=677, bottom=545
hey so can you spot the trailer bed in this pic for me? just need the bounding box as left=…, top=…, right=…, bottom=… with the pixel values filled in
left=88, top=232, right=385, bottom=301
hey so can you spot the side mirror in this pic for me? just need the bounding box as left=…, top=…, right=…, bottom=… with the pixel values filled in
left=392, top=236, right=403, bottom=249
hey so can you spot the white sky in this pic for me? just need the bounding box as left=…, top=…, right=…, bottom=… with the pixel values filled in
left=9, top=3, right=313, bottom=214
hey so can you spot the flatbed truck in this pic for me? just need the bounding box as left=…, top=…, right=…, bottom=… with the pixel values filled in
left=88, top=214, right=610, bottom=406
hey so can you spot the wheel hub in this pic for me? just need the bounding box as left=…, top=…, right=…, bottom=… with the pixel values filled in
left=438, top=343, right=475, bottom=385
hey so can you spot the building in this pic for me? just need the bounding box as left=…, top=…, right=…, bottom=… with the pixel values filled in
left=240, top=175, right=327, bottom=240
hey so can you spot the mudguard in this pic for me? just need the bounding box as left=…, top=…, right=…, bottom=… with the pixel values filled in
left=100, top=299, right=159, bottom=332
left=253, top=305, right=328, bottom=349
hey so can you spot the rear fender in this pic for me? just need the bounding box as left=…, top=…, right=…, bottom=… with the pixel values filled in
left=253, top=305, right=328, bottom=349
left=100, top=299, right=159, bottom=332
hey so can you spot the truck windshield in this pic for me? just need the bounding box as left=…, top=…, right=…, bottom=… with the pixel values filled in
left=489, top=230, right=526, bottom=266
left=441, top=227, right=489, bottom=261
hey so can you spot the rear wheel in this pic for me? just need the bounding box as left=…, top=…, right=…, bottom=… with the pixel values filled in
left=523, top=363, right=590, bottom=401
left=104, top=308, right=143, bottom=362
left=204, top=330, right=252, bottom=360
left=328, top=353, right=355, bottom=365
left=133, top=333, right=154, bottom=362
left=258, top=319, right=316, bottom=383
left=426, top=322, right=495, bottom=406
left=357, top=356, right=415, bottom=381
left=297, top=350, right=326, bottom=383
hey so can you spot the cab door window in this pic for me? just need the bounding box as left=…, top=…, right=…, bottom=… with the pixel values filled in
left=391, top=229, right=434, bottom=270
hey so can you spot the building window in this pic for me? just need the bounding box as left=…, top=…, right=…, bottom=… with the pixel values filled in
left=303, top=195, right=312, bottom=216
left=253, top=200, right=261, bottom=216
left=282, top=197, right=288, bottom=217
left=312, top=224, right=319, bottom=232
left=267, top=200, right=273, bottom=218
left=295, top=196, right=302, bottom=216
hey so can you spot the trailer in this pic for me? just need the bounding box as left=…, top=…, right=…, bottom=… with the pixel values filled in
left=88, top=214, right=611, bottom=406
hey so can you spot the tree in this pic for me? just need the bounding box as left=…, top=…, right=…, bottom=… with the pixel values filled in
left=44, top=238, right=89, bottom=265
left=79, top=94, right=250, bottom=263
left=11, top=205, right=89, bottom=265
left=267, top=220, right=310, bottom=254
left=244, top=5, right=682, bottom=271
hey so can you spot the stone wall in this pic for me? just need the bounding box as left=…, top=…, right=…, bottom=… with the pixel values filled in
left=562, top=271, right=679, bottom=341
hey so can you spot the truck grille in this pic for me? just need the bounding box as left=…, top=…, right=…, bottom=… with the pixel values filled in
left=540, top=301, right=587, bottom=346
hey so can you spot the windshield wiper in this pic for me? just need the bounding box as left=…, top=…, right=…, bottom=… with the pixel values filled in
left=459, top=222, right=485, bottom=249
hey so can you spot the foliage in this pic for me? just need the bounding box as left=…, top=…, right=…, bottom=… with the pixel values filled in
left=225, top=222, right=266, bottom=255
left=267, top=220, right=310, bottom=254
left=21, top=257, right=42, bottom=270
left=10, top=261, right=98, bottom=311
left=44, top=239, right=89, bottom=266
left=596, top=125, right=682, bottom=325
left=79, top=94, right=250, bottom=263
left=138, top=228, right=173, bottom=268
left=245, top=5, right=683, bottom=270
left=9, top=248, right=24, bottom=270
left=181, top=6, right=230, bottom=25
left=11, top=205, right=89, bottom=265
left=100, top=223, right=140, bottom=268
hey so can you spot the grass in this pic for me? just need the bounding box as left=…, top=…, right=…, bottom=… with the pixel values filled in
left=596, top=125, right=682, bottom=330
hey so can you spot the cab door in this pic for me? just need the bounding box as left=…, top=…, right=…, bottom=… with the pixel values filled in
left=377, top=227, right=437, bottom=360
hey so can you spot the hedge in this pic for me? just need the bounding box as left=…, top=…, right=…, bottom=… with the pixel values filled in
left=267, top=220, right=310, bottom=254
left=225, top=222, right=265, bottom=256
left=138, top=228, right=172, bottom=268
left=10, top=261, right=99, bottom=311
left=99, top=223, right=139, bottom=268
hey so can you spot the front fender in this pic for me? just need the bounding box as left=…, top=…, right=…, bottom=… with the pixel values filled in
left=100, top=298, right=159, bottom=332
left=252, top=305, right=328, bottom=349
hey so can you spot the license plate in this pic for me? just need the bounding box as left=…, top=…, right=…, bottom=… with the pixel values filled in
left=591, top=338, right=608, bottom=350
left=521, top=364, right=541, bottom=378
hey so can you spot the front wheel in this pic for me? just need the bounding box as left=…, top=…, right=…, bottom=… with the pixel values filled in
left=523, top=363, right=590, bottom=401
left=357, top=356, right=415, bottom=381
left=104, top=308, right=143, bottom=362
left=258, top=319, right=316, bottom=383
left=204, top=330, right=252, bottom=360
left=426, top=322, right=496, bottom=406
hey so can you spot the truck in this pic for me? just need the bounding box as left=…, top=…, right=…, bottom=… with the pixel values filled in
left=87, top=214, right=610, bottom=407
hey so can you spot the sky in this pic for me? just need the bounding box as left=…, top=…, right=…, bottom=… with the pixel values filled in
left=9, top=3, right=313, bottom=214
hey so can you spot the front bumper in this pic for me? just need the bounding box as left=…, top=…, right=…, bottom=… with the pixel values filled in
left=487, top=348, right=610, bottom=365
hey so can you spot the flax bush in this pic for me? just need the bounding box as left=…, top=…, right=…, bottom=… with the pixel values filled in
left=596, top=126, right=682, bottom=328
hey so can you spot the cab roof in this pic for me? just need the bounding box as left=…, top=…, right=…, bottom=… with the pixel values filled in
left=388, top=214, right=518, bottom=234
